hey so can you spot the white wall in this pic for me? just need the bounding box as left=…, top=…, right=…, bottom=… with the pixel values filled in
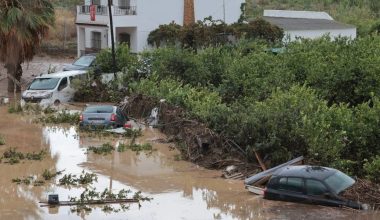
left=285, top=28, right=357, bottom=41
left=78, top=0, right=245, bottom=53
left=84, top=27, right=109, bottom=49
left=195, top=0, right=244, bottom=23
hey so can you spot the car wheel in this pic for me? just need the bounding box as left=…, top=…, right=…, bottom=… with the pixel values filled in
left=54, top=100, right=61, bottom=106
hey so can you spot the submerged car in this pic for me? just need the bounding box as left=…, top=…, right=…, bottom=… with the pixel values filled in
left=21, top=70, right=87, bottom=107
left=263, top=165, right=363, bottom=209
left=79, top=105, right=127, bottom=129
left=63, top=54, right=97, bottom=71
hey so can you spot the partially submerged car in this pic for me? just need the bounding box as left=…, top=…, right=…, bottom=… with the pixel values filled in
left=62, top=54, right=97, bottom=71
left=264, top=165, right=363, bottom=209
left=79, top=105, right=127, bottom=129
left=21, top=70, right=87, bottom=108
left=245, top=163, right=364, bottom=209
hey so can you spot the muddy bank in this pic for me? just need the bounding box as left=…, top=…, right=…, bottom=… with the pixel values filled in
left=125, top=94, right=259, bottom=176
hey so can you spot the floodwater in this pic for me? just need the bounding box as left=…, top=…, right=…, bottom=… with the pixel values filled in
left=0, top=106, right=379, bottom=220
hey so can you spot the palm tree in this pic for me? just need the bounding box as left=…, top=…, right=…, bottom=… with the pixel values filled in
left=0, top=0, right=55, bottom=93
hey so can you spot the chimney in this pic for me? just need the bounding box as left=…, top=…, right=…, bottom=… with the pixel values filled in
left=183, top=0, right=195, bottom=26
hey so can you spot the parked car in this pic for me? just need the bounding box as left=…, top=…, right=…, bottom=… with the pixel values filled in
left=263, top=165, right=363, bottom=209
left=21, top=70, right=87, bottom=108
left=79, top=105, right=127, bottom=129
left=62, top=54, right=97, bottom=71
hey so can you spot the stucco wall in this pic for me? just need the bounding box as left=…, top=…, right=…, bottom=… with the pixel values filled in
left=78, top=0, right=245, bottom=53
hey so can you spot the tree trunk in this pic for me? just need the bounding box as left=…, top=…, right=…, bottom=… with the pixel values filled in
left=6, top=63, right=22, bottom=93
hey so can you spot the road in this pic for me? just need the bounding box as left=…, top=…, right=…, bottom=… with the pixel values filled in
left=0, top=55, right=73, bottom=97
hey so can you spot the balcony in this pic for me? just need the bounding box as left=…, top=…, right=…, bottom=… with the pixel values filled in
left=76, top=5, right=138, bottom=26
left=78, top=5, right=108, bottom=15
left=114, top=6, right=137, bottom=16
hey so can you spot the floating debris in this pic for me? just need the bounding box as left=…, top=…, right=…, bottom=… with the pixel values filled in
left=59, top=170, right=98, bottom=186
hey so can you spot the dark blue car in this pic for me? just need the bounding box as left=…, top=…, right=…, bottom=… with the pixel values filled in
left=263, top=165, right=364, bottom=209
left=79, top=105, right=127, bottom=129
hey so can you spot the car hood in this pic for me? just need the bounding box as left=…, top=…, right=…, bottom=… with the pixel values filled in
left=22, top=90, right=52, bottom=98
left=62, top=64, right=89, bottom=71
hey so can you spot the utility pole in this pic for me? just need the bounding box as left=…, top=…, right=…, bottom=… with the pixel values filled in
left=223, top=0, right=226, bottom=23
left=108, top=0, right=117, bottom=78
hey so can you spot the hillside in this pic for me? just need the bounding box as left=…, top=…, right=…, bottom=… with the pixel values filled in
left=246, top=0, right=380, bottom=36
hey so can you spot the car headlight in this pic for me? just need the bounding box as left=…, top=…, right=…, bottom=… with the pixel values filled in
left=41, top=92, right=53, bottom=99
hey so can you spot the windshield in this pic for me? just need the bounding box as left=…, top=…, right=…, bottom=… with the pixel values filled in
left=73, top=56, right=95, bottom=67
left=84, top=106, right=114, bottom=113
left=325, top=171, right=355, bottom=194
left=28, top=78, right=60, bottom=90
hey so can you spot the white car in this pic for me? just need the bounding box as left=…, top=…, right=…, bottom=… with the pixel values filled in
left=21, top=70, right=87, bottom=108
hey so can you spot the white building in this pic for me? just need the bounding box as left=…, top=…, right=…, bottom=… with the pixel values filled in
left=76, top=0, right=244, bottom=56
left=263, top=10, right=357, bottom=41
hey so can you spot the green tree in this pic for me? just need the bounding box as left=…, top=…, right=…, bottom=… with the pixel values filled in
left=0, top=0, right=55, bottom=92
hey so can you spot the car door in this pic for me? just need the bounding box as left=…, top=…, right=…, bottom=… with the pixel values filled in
left=305, top=179, right=342, bottom=207
left=57, top=77, right=71, bottom=102
left=276, top=177, right=307, bottom=203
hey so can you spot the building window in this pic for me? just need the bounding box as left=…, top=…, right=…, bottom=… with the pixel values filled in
left=118, top=0, right=130, bottom=9
left=91, top=0, right=101, bottom=5
left=92, top=32, right=102, bottom=50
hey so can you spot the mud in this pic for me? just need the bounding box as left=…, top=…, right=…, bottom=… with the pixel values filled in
left=0, top=106, right=379, bottom=220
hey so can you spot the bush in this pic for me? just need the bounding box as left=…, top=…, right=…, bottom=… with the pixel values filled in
left=364, top=156, right=380, bottom=182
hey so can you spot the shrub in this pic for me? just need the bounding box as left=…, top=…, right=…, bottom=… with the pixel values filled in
left=364, top=156, right=380, bottom=182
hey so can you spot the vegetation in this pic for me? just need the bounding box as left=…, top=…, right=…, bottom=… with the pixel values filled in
left=148, top=17, right=284, bottom=49
left=246, top=0, right=380, bottom=36
left=0, top=0, right=55, bottom=92
left=68, top=188, right=151, bottom=214
left=2, top=148, right=47, bottom=164
left=38, top=111, right=80, bottom=125
left=124, top=36, right=380, bottom=181
left=0, top=135, right=5, bottom=145
left=59, top=170, right=98, bottom=186
left=117, top=142, right=154, bottom=154
left=87, top=143, right=115, bottom=155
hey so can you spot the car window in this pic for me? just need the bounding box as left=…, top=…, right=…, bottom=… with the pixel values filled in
left=29, top=78, right=60, bottom=90
left=58, top=77, right=68, bottom=91
left=73, top=56, right=96, bottom=67
left=306, top=179, right=328, bottom=196
left=84, top=106, right=114, bottom=113
left=278, top=177, right=304, bottom=193
left=324, top=171, right=355, bottom=194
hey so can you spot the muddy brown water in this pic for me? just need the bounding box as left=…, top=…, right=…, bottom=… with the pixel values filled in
left=0, top=106, right=379, bottom=220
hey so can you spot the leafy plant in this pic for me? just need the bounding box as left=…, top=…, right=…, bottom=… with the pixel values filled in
left=87, top=143, right=115, bottom=155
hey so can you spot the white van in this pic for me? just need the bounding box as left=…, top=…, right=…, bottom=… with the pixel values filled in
left=21, top=70, right=87, bottom=108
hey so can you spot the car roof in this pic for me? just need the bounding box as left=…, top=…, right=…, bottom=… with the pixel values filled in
left=38, top=70, right=87, bottom=78
left=85, top=105, right=116, bottom=108
left=273, top=165, right=337, bottom=180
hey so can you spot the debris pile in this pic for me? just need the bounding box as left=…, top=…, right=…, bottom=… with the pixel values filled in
left=341, top=178, right=380, bottom=209
left=125, top=94, right=254, bottom=174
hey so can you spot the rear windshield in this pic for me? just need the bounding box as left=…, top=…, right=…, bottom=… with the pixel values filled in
left=84, top=106, right=114, bottom=113
left=73, top=56, right=95, bottom=67
left=29, top=78, right=60, bottom=90
left=325, top=171, right=355, bottom=194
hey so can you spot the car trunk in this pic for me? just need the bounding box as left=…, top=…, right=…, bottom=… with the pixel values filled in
left=84, top=113, right=112, bottom=125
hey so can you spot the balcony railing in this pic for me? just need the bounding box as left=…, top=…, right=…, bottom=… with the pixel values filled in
left=114, top=6, right=137, bottom=16
left=79, top=5, right=108, bottom=15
